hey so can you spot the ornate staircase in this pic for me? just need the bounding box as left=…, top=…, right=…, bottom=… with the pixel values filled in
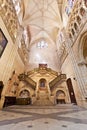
left=33, top=90, right=53, bottom=106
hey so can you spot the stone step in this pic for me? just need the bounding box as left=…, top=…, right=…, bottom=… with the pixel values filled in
left=34, top=90, right=53, bottom=106
left=33, top=98, right=53, bottom=106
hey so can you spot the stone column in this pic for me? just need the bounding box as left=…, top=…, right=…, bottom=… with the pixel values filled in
left=0, top=26, right=23, bottom=109
left=78, top=61, right=87, bottom=91
left=63, top=30, right=87, bottom=99
left=0, top=44, right=17, bottom=109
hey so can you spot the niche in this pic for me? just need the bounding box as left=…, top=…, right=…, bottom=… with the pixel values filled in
left=39, top=78, right=46, bottom=90
left=80, top=7, right=85, bottom=16
left=77, top=16, right=81, bottom=25
left=56, top=90, right=66, bottom=104
left=74, top=23, right=78, bottom=31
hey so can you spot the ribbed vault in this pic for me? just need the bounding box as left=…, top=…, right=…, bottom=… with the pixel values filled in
left=19, top=0, right=66, bottom=45
left=15, top=0, right=67, bottom=71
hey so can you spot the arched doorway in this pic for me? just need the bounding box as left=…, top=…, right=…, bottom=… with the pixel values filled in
left=16, top=89, right=31, bottom=105
left=66, top=78, right=77, bottom=104
left=56, top=90, right=66, bottom=104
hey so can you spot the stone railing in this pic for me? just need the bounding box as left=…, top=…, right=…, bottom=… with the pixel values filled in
left=18, top=73, right=36, bottom=90
left=49, top=74, right=66, bottom=91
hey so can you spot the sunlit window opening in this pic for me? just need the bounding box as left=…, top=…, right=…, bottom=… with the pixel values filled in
left=37, top=40, right=48, bottom=49
left=12, top=0, right=21, bottom=14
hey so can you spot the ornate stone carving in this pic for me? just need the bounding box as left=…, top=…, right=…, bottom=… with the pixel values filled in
left=49, top=74, right=66, bottom=91
left=18, top=73, right=36, bottom=90
left=67, top=0, right=87, bottom=43
left=0, top=0, right=18, bottom=43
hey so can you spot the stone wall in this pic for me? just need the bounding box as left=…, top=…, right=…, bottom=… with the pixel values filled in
left=0, top=16, right=24, bottom=109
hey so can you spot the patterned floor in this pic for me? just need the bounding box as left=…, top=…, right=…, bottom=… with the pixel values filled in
left=0, top=104, right=87, bottom=130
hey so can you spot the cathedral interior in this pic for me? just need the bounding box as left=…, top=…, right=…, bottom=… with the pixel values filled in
left=0, top=0, right=87, bottom=129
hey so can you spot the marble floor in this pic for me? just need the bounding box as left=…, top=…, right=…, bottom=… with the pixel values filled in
left=0, top=104, right=87, bottom=130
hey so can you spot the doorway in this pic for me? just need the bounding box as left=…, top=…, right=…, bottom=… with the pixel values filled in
left=56, top=90, right=66, bottom=104
left=66, top=78, right=77, bottom=104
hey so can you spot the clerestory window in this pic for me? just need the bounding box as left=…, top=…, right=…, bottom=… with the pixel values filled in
left=37, top=40, right=48, bottom=49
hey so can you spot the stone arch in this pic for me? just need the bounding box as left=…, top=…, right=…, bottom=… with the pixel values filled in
left=83, top=37, right=87, bottom=66
left=18, top=87, right=31, bottom=98
left=56, top=90, right=66, bottom=104
left=19, top=89, right=30, bottom=98
left=78, top=31, right=87, bottom=66
left=77, top=31, right=87, bottom=97
left=39, top=78, right=47, bottom=90
left=16, top=87, right=32, bottom=105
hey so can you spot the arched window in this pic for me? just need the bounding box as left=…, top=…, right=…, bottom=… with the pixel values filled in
left=12, top=0, right=21, bottom=14
left=36, top=40, right=48, bottom=49
left=65, top=0, right=75, bottom=16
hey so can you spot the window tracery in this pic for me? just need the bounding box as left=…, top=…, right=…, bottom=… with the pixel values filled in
left=36, top=40, right=48, bottom=49
left=12, top=0, right=21, bottom=15
left=65, top=0, right=76, bottom=16
left=67, top=0, right=87, bottom=41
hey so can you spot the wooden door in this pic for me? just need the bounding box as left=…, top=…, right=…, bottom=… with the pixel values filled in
left=66, top=78, right=77, bottom=104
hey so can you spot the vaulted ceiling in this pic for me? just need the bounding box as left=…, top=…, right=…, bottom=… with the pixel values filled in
left=15, top=0, right=68, bottom=71
left=19, top=0, right=66, bottom=45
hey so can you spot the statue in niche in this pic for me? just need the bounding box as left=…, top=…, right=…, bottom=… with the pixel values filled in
left=41, top=81, right=45, bottom=87
left=39, top=78, right=46, bottom=89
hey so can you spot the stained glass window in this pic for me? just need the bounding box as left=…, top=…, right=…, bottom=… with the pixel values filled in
left=65, top=0, right=75, bottom=16
left=12, top=0, right=21, bottom=14
left=37, top=40, right=48, bottom=49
